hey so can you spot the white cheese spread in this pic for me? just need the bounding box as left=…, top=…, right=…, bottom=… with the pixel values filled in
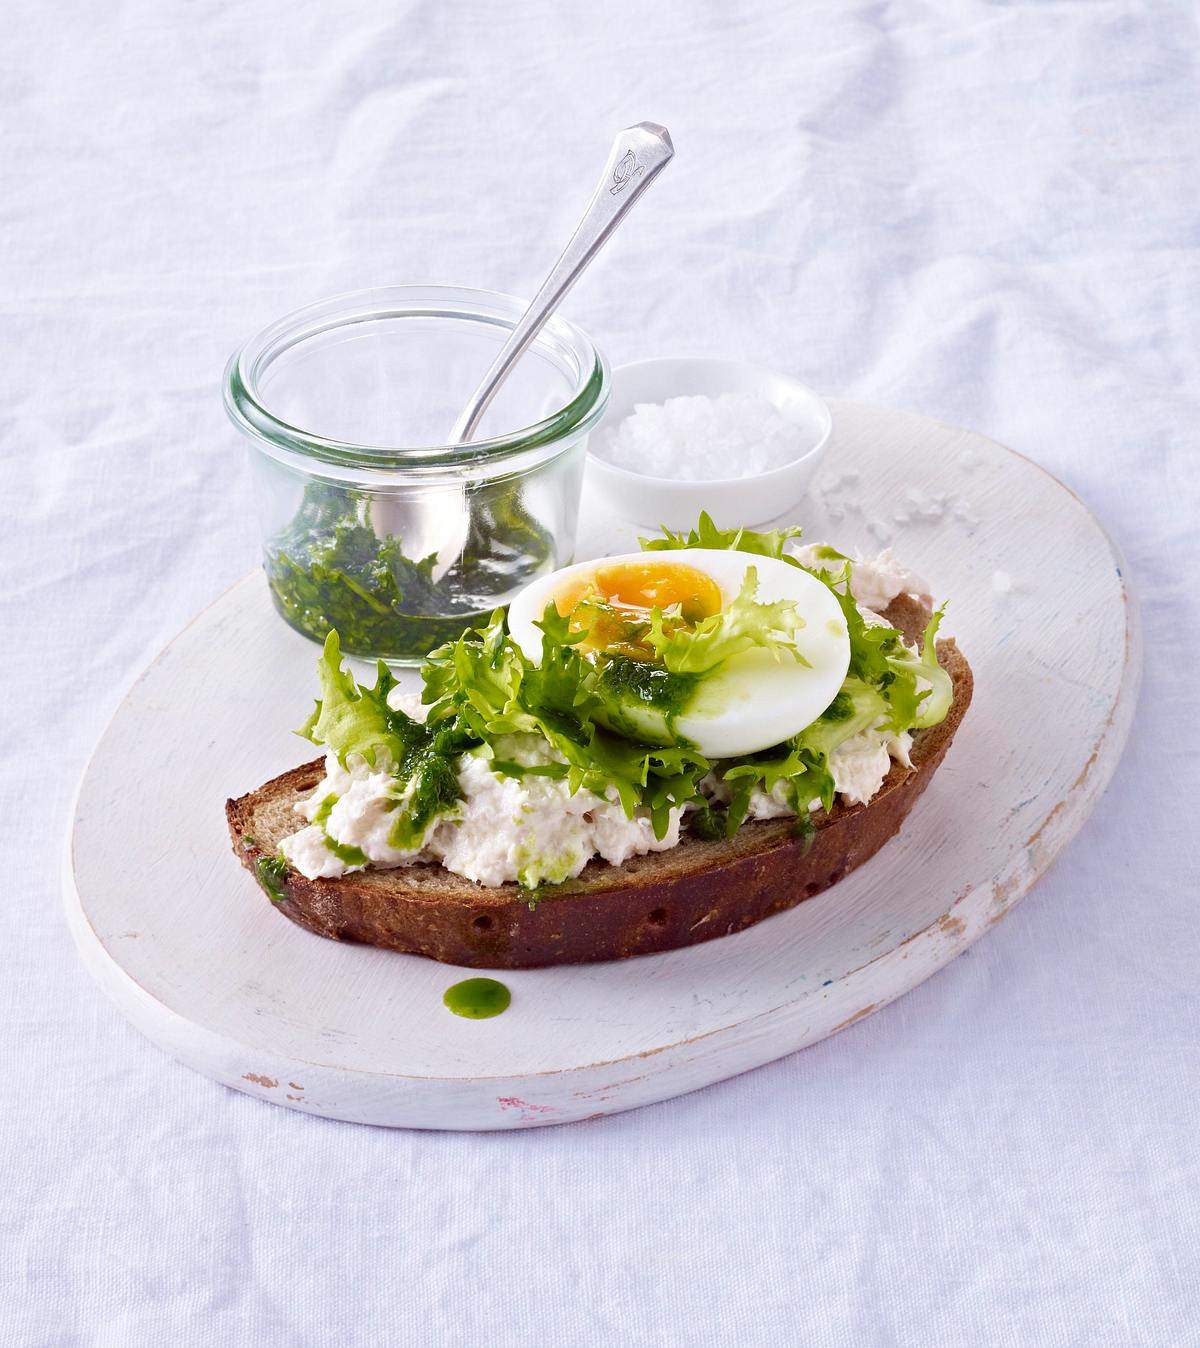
left=700, top=724, right=913, bottom=822
left=280, top=727, right=683, bottom=890
left=824, top=726, right=913, bottom=806
left=791, top=544, right=930, bottom=614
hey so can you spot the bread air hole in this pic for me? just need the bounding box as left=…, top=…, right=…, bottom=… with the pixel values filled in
left=472, top=914, right=494, bottom=932
left=647, top=907, right=668, bottom=927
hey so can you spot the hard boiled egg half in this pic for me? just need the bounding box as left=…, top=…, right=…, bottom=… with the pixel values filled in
left=506, top=549, right=851, bottom=758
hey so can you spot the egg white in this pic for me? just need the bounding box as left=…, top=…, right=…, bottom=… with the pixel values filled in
left=506, top=549, right=851, bottom=758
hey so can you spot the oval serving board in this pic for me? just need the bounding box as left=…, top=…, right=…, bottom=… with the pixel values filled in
left=64, top=402, right=1140, bottom=1130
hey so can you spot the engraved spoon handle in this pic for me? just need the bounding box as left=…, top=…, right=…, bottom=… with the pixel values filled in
left=448, top=122, right=674, bottom=444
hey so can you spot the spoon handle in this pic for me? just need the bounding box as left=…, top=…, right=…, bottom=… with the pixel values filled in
left=449, top=122, right=674, bottom=444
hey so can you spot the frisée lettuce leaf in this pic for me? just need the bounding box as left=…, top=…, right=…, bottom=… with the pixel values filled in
left=422, top=606, right=710, bottom=840
left=640, top=511, right=805, bottom=564
left=643, top=565, right=812, bottom=674
left=297, top=631, right=467, bottom=849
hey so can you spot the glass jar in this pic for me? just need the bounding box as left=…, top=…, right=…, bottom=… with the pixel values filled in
left=223, top=285, right=610, bottom=663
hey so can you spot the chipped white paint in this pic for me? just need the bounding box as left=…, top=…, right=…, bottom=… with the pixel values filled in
left=64, top=402, right=1139, bottom=1130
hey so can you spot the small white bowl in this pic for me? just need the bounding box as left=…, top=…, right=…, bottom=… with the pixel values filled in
left=585, top=357, right=832, bottom=530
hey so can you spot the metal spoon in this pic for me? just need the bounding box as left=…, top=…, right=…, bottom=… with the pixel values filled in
left=448, top=121, right=674, bottom=444
left=371, top=123, right=674, bottom=582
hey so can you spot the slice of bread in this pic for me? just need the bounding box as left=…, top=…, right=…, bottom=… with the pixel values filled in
left=226, top=595, right=972, bottom=968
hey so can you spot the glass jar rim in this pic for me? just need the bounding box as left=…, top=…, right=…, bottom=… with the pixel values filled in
left=223, top=284, right=609, bottom=472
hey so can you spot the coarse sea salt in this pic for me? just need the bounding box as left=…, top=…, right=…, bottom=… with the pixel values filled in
left=595, top=393, right=807, bottom=482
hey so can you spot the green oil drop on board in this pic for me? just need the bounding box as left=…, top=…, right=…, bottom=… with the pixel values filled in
left=443, top=978, right=511, bottom=1019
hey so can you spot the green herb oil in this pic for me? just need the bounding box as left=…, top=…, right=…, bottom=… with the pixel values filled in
left=254, top=853, right=289, bottom=903
left=265, top=481, right=552, bottom=661
left=443, top=978, right=511, bottom=1019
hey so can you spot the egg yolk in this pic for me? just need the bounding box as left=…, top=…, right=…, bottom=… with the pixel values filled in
left=552, top=560, right=722, bottom=659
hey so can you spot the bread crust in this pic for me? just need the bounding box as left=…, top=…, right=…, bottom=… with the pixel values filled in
left=226, top=596, right=972, bottom=968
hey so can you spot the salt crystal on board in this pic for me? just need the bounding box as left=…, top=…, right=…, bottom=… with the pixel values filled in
left=900, top=487, right=940, bottom=521
left=866, top=517, right=893, bottom=544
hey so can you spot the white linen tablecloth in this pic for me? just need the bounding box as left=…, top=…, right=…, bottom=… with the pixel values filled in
left=3, top=1, right=1198, bottom=1343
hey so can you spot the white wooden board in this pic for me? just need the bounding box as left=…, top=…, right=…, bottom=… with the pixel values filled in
left=64, top=402, right=1140, bottom=1130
